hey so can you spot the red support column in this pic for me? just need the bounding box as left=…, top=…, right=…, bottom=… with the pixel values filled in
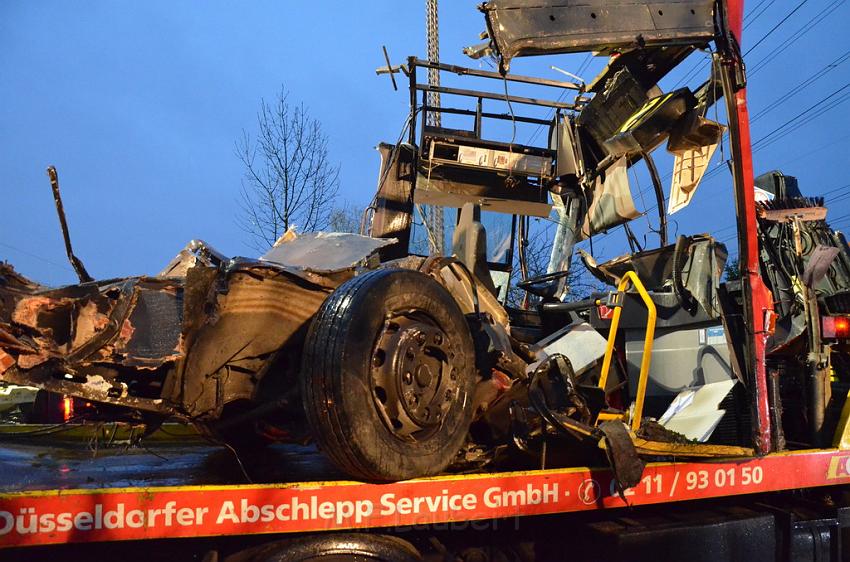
left=724, top=0, right=774, bottom=454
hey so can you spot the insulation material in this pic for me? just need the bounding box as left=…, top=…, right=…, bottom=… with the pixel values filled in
left=658, top=379, right=737, bottom=441
left=537, top=321, right=607, bottom=376
left=667, top=142, right=718, bottom=215
left=580, top=156, right=640, bottom=239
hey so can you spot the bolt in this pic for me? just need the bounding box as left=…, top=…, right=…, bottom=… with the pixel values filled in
left=450, top=369, right=457, bottom=381
left=434, top=333, right=443, bottom=345
left=445, top=389, right=453, bottom=401
left=403, top=371, right=413, bottom=385
left=406, top=347, right=415, bottom=359
left=417, top=332, right=427, bottom=345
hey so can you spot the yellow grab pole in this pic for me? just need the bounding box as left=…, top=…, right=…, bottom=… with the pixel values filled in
left=627, top=271, right=657, bottom=431
left=596, top=271, right=657, bottom=432
left=597, top=289, right=624, bottom=393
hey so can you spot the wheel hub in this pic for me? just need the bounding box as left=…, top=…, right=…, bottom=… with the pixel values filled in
left=370, top=314, right=460, bottom=440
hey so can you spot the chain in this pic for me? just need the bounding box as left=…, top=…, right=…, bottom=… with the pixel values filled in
left=426, top=0, right=441, bottom=128
left=425, top=0, right=444, bottom=253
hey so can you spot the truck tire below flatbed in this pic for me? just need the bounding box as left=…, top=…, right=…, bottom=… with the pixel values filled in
left=223, top=533, right=421, bottom=562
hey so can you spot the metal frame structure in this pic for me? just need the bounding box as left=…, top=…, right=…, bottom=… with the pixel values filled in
left=406, top=57, right=580, bottom=153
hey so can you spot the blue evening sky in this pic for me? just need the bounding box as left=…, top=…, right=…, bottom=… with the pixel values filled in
left=2, top=1, right=849, bottom=286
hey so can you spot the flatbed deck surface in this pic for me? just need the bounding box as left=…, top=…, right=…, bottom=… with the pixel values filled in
left=0, top=441, right=341, bottom=492
left=1, top=428, right=850, bottom=549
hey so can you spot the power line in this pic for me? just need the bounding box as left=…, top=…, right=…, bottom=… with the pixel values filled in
left=576, top=52, right=594, bottom=77
left=752, top=81, right=850, bottom=152
left=670, top=52, right=711, bottom=89
left=823, top=183, right=850, bottom=197
left=525, top=56, right=599, bottom=146
left=750, top=49, right=850, bottom=121
left=744, top=0, right=813, bottom=56
left=669, top=0, right=788, bottom=89
left=650, top=177, right=850, bottom=249
left=0, top=241, right=75, bottom=273
left=748, top=0, right=846, bottom=77
left=744, top=0, right=777, bottom=30
left=771, top=130, right=850, bottom=168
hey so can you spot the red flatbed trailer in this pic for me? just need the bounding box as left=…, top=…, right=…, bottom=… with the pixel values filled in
left=0, top=439, right=849, bottom=552
left=4, top=0, right=850, bottom=559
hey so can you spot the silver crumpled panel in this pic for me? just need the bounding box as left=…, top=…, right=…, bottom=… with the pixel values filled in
left=260, top=232, right=397, bottom=273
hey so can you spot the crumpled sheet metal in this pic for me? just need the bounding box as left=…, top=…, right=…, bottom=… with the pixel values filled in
left=0, top=234, right=390, bottom=417
left=178, top=263, right=337, bottom=416
left=2, top=273, right=184, bottom=371
left=261, top=232, right=396, bottom=273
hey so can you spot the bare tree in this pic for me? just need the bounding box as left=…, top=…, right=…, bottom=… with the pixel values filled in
left=237, top=87, right=340, bottom=250
left=327, top=204, right=365, bottom=234
left=507, top=220, right=602, bottom=308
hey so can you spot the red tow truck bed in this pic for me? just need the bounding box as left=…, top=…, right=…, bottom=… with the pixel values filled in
left=1, top=435, right=849, bottom=549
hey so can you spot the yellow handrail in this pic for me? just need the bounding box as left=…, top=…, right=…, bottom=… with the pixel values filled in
left=597, top=270, right=657, bottom=432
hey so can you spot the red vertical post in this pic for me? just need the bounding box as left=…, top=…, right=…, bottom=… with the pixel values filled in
left=724, top=0, right=774, bottom=454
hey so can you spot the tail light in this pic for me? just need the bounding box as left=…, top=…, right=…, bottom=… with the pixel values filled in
left=822, top=316, right=850, bottom=339
left=62, top=396, right=74, bottom=422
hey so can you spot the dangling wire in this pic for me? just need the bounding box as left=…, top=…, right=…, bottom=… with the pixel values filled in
left=502, top=75, right=518, bottom=186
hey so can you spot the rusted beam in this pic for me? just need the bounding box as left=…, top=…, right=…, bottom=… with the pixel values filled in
left=46, top=166, right=93, bottom=283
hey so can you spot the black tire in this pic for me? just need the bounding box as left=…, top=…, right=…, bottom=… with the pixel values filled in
left=225, top=533, right=421, bottom=562
left=301, top=268, right=477, bottom=481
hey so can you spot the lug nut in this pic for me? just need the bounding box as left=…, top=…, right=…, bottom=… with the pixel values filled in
left=434, top=333, right=443, bottom=345
left=403, top=371, right=413, bottom=384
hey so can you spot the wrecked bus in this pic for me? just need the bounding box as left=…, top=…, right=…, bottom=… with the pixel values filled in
left=2, top=0, right=850, bottom=488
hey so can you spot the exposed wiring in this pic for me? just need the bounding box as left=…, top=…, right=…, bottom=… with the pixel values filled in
left=501, top=74, right=518, bottom=183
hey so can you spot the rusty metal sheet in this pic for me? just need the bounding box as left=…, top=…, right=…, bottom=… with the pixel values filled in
left=179, top=264, right=335, bottom=417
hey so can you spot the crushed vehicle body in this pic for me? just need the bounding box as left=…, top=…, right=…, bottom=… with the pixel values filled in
left=2, top=0, right=842, bottom=485
left=0, top=234, right=390, bottom=422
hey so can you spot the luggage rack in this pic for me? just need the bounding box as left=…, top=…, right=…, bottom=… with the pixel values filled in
left=404, top=57, right=582, bottom=182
